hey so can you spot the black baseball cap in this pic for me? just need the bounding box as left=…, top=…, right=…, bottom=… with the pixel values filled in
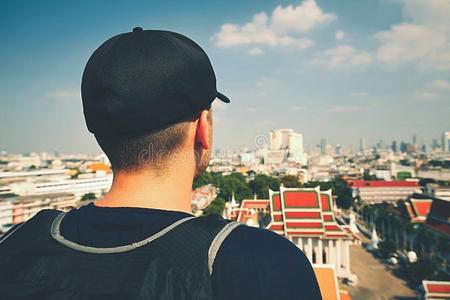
left=81, top=27, right=230, bottom=138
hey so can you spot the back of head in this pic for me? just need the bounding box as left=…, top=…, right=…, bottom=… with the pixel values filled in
left=95, top=121, right=190, bottom=173
left=81, top=27, right=229, bottom=175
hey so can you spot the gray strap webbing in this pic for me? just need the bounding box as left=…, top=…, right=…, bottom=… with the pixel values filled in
left=207, top=222, right=242, bottom=275
left=50, top=212, right=196, bottom=254
left=0, top=222, right=26, bottom=244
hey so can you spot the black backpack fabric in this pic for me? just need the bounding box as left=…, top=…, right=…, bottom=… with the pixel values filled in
left=0, top=209, right=240, bottom=300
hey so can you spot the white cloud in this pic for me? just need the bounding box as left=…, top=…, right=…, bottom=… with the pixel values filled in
left=291, top=105, right=305, bottom=111
left=374, top=0, right=450, bottom=70
left=419, top=92, right=439, bottom=99
left=414, top=79, right=450, bottom=102
left=213, top=0, right=334, bottom=51
left=326, top=105, right=374, bottom=114
left=248, top=47, right=265, bottom=56
left=415, top=91, right=441, bottom=103
left=47, top=88, right=80, bottom=100
left=375, top=23, right=447, bottom=66
left=271, top=0, right=336, bottom=33
left=429, top=79, right=450, bottom=90
left=247, top=107, right=257, bottom=112
left=335, top=30, right=345, bottom=41
left=402, top=0, right=450, bottom=27
left=313, top=45, right=372, bottom=69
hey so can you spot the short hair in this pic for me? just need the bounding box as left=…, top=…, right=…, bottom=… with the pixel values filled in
left=95, top=121, right=190, bottom=172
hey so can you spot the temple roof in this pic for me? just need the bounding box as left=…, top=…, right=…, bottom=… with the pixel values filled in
left=224, top=186, right=354, bottom=240
left=266, top=190, right=285, bottom=235
left=281, top=186, right=325, bottom=237
left=422, top=280, right=450, bottom=299
left=236, top=199, right=269, bottom=224
left=314, top=265, right=351, bottom=300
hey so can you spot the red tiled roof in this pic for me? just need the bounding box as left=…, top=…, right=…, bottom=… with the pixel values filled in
left=410, top=199, right=432, bottom=217
left=320, top=193, right=332, bottom=211
left=347, top=180, right=419, bottom=188
left=273, top=214, right=283, bottom=221
left=236, top=199, right=269, bottom=223
left=284, top=190, right=320, bottom=207
left=320, top=190, right=350, bottom=239
left=423, top=280, right=450, bottom=299
left=287, top=222, right=323, bottom=228
left=285, top=211, right=322, bottom=219
left=268, top=223, right=284, bottom=231
left=323, top=215, right=333, bottom=221
left=272, top=193, right=282, bottom=211
left=241, top=200, right=270, bottom=209
left=262, top=187, right=354, bottom=241
left=281, top=187, right=324, bottom=237
left=266, top=190, right=285, bottom=235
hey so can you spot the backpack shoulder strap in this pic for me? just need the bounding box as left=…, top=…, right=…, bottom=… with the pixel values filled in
left=207, top=221, right=242, bottom=275
left=0, top=209, right=61, bottom=247
left=154, top=214, right=243, bottom=277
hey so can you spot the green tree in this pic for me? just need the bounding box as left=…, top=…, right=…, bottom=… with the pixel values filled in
left=336, top=194, right=352, bottom=209
left=378, top=240, right=397, bottom=258
left=218, top=173, right=253, bottom=202
left=407, top=256, right=442, bottom=283
left=193, top=172, right=225, bottom=189
left=249, top=174, right=280, bottom=199
left=81, top=192, right=97, bottom=201
left=193, top=172, right=213, bottom=189
left=203, top=197, right=226, bottom=216
left=281, top=175, right=301, bottom=188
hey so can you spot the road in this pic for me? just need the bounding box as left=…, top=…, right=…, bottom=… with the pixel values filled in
left=346, top=243, right=419, bottom=300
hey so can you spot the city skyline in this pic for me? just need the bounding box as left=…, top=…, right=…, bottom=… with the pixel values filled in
left=1, top=0, right=450, bottom=153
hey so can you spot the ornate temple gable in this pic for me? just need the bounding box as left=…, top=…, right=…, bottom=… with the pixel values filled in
left=320, top=190, right=350, bottom=239
left=410, top=197, right=432, bottom=223
left=237, top=199, right=269, bottom=224
left=422, top=280, right=450, bottom=300
left=280, top=186, right=325, bottom=237
left=266, top=190, right=285, bottom=235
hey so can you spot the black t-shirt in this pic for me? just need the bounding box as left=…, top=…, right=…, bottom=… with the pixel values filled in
left=51, top=203, right=321, bottom=299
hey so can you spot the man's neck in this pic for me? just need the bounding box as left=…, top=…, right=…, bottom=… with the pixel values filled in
left=95, top=165, right=194, bottom=214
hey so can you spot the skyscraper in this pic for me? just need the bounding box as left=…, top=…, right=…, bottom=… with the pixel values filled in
left=268, top=129, right=307, bottom=165
left=443, top=131, right=450, bottom=152
left=359, top=137, right=365, bottom=153
left=270, top=129, right=294, bottom=150
left=391, top=141, right=398, bottom=153
left=320, top=138, right=327, bottom=155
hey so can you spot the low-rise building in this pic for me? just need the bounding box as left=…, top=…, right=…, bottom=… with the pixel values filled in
left=0, top=192, right=77, bottom=232
left=347, top=180, right=422, bottom=204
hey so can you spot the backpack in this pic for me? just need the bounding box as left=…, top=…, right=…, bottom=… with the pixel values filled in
left=0, top=209, right=241, bottom=300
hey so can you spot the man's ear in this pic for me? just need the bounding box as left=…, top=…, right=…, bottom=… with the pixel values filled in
left=195, top=110, right=212, bottom=150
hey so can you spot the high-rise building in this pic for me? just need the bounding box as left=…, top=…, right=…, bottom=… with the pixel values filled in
left=431, top=139, right=440, bottom=151
left=412, top=134, right=418, bottom=146
left=391, top=141, right=398, bottom=153
left=320, top=138, right=327, bottom=155
left=359, top=137, right=365, bottom=153
left=442, top=131, right=450, bottom=152
left=268, top=129, right=307, bottom=165
left=270, top=129, right=294, bottom=150
left=335, top=144, right=342, bottom=155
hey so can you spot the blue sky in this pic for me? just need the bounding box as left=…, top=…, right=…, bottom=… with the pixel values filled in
left=1, top=0, right=449, bottom=153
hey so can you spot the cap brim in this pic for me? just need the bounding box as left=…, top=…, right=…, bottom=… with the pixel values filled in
left=217, top=92, right=230, bottom=103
